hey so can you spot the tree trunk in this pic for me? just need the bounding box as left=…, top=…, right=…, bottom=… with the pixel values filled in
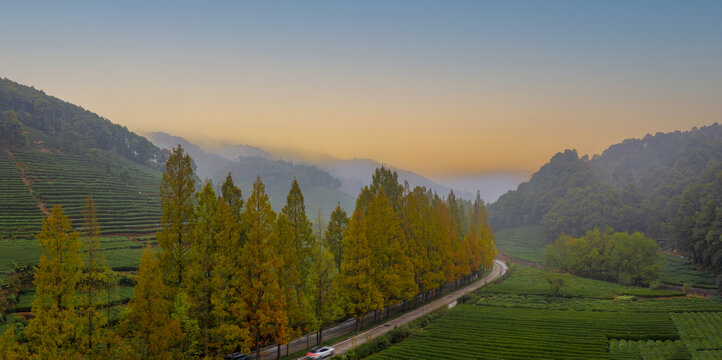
left=276, top=344, right=281, bottom=360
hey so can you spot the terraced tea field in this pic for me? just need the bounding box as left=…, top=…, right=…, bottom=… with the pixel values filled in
left=369, top=265, right=722, bottom=360
left=0, top=148, right=161, bottom=277
left=9, top=150, right=162, bottom=235
left=0, top=150, right=44, bottom=238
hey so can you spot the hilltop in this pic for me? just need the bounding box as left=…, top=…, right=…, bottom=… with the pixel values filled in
left=488, top=123, right=722, bottom=273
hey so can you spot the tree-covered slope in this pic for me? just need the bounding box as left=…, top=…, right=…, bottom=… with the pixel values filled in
left=0, top=78, right=166, bottom=239
left=488, top=123, right=722, bottom=272
left=0, top=78, right=166, bottom=168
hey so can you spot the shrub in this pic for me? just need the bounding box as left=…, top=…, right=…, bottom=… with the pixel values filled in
left=648, top=280, right=662, bottom=290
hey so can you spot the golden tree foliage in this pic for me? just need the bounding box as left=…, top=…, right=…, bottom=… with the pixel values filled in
left=120, top=248, right=182, bottom=360
left=187, top=182, right=221, bottom=356
left=0, top=326, right=29, bottom=359
left=239, top=177, right=287, bottom=360
left=211, top=199, right=249, bottom=356
left=157, top=145, right=196, bottom=289
left=25, top=205, right=83, bottom=360
left=338, top=209, right=383, bottom=330
left=78, top=196, right=111, bottom=358
left=366, top=189, right=417, bottom=309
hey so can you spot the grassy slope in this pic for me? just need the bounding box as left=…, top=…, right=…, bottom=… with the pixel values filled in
left=493, top=225, right=549, bottom=263
left=370, top=265, right=722, bottom=360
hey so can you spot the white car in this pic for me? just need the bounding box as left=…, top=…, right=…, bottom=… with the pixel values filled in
left=306, top=346, right=335, bottom=359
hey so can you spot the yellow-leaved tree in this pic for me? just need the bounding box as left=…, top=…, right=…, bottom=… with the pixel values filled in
left=25, top=205, right=83, bottom=360
left=240, top=177, right=287, bottom=360
left=119, top=247, right=182, bottom=360
left=157, top=144, right=196, bottom=290
left=367, top=189, right=417, bottom=318
left=78, top=195, right=112, bottom=359
left=338, top=208, right=383, bottom=331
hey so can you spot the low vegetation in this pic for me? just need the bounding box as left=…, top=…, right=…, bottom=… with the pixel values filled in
left=492, top=225, right=548, bottom=263
left=370, top=265, right=722, bottom=359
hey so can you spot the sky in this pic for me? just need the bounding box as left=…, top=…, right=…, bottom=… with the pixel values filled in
left=2, top=1, right=721, bottom=179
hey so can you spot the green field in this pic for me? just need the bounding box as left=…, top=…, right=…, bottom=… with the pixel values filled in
left=660, top=254, right=717, bottom=289
left=494, top=226, right=718, bottom=290
left=370, top=265, right=722, bottom=360
left=476, top=265, right=682, bottom=299
left=0, top=235, right=149, bottom=283
left=493, top=225, right=549, bottom=263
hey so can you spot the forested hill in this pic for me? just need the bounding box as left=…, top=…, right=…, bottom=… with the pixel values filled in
left=0, top=78, right=166, bottom=168
left=0, top=78, right=167, bottom=239
left=488, top=123, right=722, bottom=272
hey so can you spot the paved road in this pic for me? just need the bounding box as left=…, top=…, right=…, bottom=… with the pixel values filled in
left=258, top=259, right=508, bottom=360
left=313, top=259, right=508, bottom=359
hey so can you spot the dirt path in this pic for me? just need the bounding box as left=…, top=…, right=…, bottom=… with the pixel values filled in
left=6, top=148, right=49, bottom=215
left=300, top=259, right=508, bottom=359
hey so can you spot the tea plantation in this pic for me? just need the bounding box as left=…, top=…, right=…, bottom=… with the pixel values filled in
left=494, top=226, right=718, bottom=289
left=0, top=148, right=162, bottom=278
left=368, top=265, right=722, bottom=360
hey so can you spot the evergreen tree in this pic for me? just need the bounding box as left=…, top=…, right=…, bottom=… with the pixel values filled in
left=367, top=190, right=417, bottom=313
left=79, top=196, right=111, bottom=358
left=309, top=242, right=341, bottom=345
left=0, top=327, right=28, bottom=359
left=157, top=145, right=196, bottom=290
left=272, top=214, right=298, bottom=358
left=221, top=172, right=244, bottom=222
left=324, top=203, right=349, bottom=271
left=281, top=179, right=314, bottom=340
left=120, top=248, right=182, bottom=360
left=370, top=167, right=404, bottom=213
left=240, top=177, right=286, bottom=360
left=187, top=182, right=221, bottom=356
left=25, top=205, right=83, bottom=359
left=403, top=187, right=444, bottom=301
left=338, top=209, right=382, bottom=330
left=211, top=200, right=249, bottom=356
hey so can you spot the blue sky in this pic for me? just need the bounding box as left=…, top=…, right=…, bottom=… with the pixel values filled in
left=2, top=1, right=721, bottom=175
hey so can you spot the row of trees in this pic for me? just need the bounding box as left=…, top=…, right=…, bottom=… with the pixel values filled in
left=545, top=228, right=662, bottom=286
left=0, top=145, right=497, bottom=359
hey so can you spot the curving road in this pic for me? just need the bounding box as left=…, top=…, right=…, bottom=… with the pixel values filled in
left=323, top=259, right=508, bottom=358
left=259, top=259, right=507, bottom=360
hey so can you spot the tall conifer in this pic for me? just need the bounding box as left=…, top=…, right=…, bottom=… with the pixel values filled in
left=157, top=145, right=196, bottom=289
left=26, top=205, right=83, bottom=359
left=240, top=177, right=286, bottom=360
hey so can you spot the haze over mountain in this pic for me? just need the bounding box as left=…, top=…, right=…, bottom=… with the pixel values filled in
left=148, top=131, right=522, bottom=203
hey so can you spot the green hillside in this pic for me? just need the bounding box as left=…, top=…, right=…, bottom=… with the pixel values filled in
left=488, top=123, right=722, bottom=273
left=0, top=78, right=167, bottom=279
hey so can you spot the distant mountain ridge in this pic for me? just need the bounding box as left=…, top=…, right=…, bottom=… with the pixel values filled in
left=147, top=131, right=355, bottom=216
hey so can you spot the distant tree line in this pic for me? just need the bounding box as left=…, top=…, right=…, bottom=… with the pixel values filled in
left=489, top=123, right=722, bottom=273
left=0, top=145, right=497, bottom=360
left=545, top=228, right=662, bottom=286
left=0, top=78, right=167, bottom=168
